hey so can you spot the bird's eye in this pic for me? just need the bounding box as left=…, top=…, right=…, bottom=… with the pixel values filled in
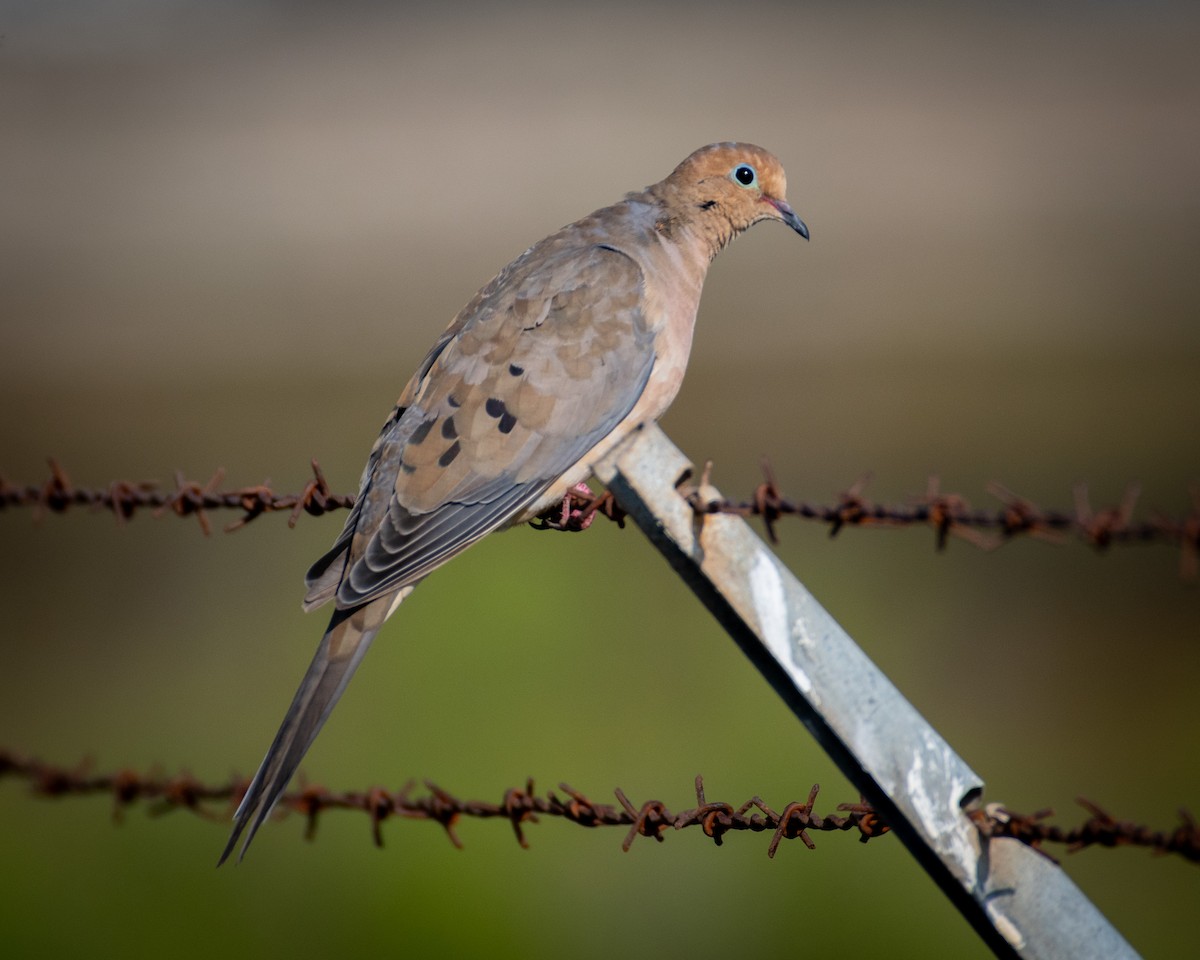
left=732, top=163, right=757, bottom=187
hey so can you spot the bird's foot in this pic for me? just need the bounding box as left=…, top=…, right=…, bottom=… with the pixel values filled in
left=530, top=483, right=625, bottom=532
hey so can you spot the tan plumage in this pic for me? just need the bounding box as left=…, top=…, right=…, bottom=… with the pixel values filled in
left=220, top=142, right=808, bottom=863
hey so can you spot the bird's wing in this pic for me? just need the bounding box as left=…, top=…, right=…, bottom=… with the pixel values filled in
left=305, top=241, right=657, bottom=609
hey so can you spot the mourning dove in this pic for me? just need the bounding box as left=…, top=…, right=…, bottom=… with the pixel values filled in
left=219, top=141, right=808, bottom=863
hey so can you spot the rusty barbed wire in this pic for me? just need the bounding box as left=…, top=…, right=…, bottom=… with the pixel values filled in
left=0, top=750, right=884, bottom=855
left=968, top=800, right=1200, bottom=866
left=0, top=458, right=354, bottom=535
left=1, top=459, right=1197, bottom=575
left=1, top=751, right=1195, bottom=864
left=673, top=460, right=1200, bottom=575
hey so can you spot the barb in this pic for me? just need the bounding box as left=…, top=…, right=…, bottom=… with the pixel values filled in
left=1, top=751, right=1194, bottom=864
left=2, top=459, right=1197, bottom=574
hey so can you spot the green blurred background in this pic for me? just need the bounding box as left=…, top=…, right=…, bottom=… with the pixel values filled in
left=2, top=1, right=1197, bottom=957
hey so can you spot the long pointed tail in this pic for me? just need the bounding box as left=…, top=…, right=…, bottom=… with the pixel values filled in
left=218, top=591, right=400, bottom=865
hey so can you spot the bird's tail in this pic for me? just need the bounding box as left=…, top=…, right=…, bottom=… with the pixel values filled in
left=218, top=591, right=401, bottom=865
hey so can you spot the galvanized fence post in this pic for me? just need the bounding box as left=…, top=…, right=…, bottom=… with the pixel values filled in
left=593, top=424, right=1138, bottom=960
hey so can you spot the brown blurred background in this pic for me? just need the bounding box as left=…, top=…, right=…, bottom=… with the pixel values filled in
left=1, top=1, right=1197, bottom=957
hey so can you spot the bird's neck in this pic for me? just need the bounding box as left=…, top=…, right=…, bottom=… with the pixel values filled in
left=641, top=182, right=740, bottom=262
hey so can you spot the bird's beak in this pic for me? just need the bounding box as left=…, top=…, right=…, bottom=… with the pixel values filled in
left=766, top=197, right=809, bottom=240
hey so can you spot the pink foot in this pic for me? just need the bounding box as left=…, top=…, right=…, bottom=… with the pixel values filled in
left=532, top=481, right=599, bottom=531
left=562, top=482, right=597, bottom=531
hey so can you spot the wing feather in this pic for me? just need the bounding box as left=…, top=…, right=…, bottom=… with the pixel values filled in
left=306, top=243, right=655, bottom=610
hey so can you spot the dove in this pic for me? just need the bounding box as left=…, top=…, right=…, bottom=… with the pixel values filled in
left=219, top=141, right=808, bottom=863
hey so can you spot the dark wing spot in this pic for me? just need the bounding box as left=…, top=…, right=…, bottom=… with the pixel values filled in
left=448, top=394, right=462, bottom=408
left=441, top=416, right=457, bottom=439
left=409, top=419, right=435, bottom=445
left=485, top=397, right=506, bottom=418
left=438, top=441, right=461, bottom=467
left=509, top=363, right=524, bottom=376
left=399, top=460, right=417, bottom=475
left=499, top=412, right=517, bottom=434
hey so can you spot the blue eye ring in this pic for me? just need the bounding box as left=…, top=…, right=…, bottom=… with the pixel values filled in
left=732, top=163, right=758, bottom=187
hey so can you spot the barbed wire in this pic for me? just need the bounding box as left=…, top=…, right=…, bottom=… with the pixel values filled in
left=1, top=751, right=1195, bottom=864
left=2, top=459, right=1197, bottom=575
left=0, top=459, right=354, bottom=535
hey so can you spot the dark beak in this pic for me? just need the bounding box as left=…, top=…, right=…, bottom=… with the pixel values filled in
left=766, top=197, right=809, bottom=240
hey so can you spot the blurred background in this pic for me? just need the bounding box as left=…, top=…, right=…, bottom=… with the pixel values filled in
left=1, top=1, right=1197, bottom=957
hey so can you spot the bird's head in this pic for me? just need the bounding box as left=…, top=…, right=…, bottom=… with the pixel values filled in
left=664, top=142, right=809, bottom=246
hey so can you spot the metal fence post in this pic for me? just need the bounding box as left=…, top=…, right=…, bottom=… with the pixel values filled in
left=593, top=424, right=1138, bottom=960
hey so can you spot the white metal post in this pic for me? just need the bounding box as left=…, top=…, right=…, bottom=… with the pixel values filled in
left=593, top=424, right=1138, bottom=960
